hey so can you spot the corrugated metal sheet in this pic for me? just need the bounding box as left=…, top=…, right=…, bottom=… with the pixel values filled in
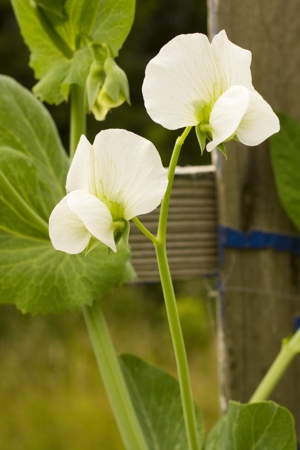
left=129, top=165, right=218, bottom=282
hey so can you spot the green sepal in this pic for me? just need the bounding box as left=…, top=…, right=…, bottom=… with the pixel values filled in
left=113, top=219, right=130, bottom=250
left=107, top=220, right=130, bottom=259
left=84, top=236, right=101, bottom=256
left=217, top=142, right=227, bottom=159
left=195, top=123, right=207, bottom=155
left=232, top=135, right=240, bottom=142
left=121, top=220, right=130, bottom=250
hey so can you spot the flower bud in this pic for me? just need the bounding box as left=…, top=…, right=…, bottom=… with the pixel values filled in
left=91, top=57, right=130, bottom=121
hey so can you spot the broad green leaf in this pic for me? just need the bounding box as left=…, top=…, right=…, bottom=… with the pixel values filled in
left=11, top=0, right=135, bottom=105
left=205, top=401, right=297, bottom=450
left=0, top=75, right=131, bottom=314
left=33, top=47, right=93, bottom=104
left=270, top=113, right=300, bottom=231
left=119, top=354, right=205, bottom=450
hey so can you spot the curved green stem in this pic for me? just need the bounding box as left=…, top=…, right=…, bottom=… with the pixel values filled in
left=132, top=217, right=158, bottom=245
left=155, top=126, right=199, bottom=450
left=249, top=327, right=300, bottom=403
left=157, top=126, right=192, bottom=242
left=83, top=302, right=148, bottom=450
left=70, top=84, right=86, bottom=158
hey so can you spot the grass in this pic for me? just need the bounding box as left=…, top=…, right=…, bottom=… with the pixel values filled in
left=0, top=280, right=220, bottom=449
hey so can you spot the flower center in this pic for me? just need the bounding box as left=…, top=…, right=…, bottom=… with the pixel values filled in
left=199, top=123, right=212, bottom=133
left=105, top=199, right=124, bottom=221
left=194, top=102, right=212, bottom=124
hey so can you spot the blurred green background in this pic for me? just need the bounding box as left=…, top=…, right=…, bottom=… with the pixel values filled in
left=0, top=0, right=219, bottom=448
left=0, top=283, right=219, bottom=449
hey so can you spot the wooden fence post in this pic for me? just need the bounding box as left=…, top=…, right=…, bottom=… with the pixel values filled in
left=208, top=0, right=300, bottom=438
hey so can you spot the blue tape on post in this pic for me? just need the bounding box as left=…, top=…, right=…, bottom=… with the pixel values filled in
left=295, top=316, right=300, bottom=331
left=218, top=226, right=300, bottom=264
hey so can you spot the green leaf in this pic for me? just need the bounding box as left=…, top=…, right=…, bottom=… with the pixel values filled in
left=270, top=112, right=300, bottom=231
left=33, top=46, right=93, bottom=104
left=33, top=0, right=66, bottom=18
left=11, top=0, right=135, bottom=105
left=119, top=354, right=205, bottom=450
left=0, top=75, right=131, bottom=314
left=205, top=401, right=297, bottom=450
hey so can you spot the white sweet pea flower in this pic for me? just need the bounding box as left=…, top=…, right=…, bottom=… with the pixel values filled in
left=142, top=30, right=279, bottom=155
left=49, top=129, right=168, bottom=254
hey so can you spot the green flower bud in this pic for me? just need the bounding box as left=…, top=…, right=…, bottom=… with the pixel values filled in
left=86, top=60, right=106, bottom=111
left=92, top=57, right=130, bottom=121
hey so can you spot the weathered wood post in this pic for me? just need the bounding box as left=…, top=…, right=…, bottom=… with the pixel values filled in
left=208, top=0, right=300, bottom=437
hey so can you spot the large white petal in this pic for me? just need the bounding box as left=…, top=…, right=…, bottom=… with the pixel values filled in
left=236, top=92, right=280, bottom=146
left=93, top=129, right=168, bottom=220
left=207, top=85, right=250, bottom=152
left=49, top=195, right=91, bottom=254
left=212, top=30, right=254, bottom=93
left=142, top=33, right=218, bottom=129
left=67, top=191, right=116, bottom=252
left=66, top=135, right=95, bottom=195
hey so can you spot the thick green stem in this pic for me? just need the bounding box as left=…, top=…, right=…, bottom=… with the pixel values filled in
left=249, top=328, right=300, bottom=403
left=70, top=84, right=86, bottom=158
left=83, top=302, right=149, bottom=450
left=155, top=126, right=199, bottom=450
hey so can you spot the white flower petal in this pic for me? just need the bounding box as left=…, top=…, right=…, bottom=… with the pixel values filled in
left=49, top=195, right=91, bottom=254
left=142, top=33, right=218, bottom=129
left=66, top=135, right=95, bottom=194
left=236, top=91, right=280, bottom=146
left=67, top=191, right=116, bottom=252
left=93, top=129, right=168, bottom=219
left=207, top=85, right=250, bottom=152
left=212, top=30, right=254, bottom=93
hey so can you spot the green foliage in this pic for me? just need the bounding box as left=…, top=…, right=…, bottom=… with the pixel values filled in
left=33, top=0, right=66, bottom=18
left=11, top=0, right=135, bottom=105
left=0, top=76, right=131, bottom=314
left=205, top=401, right=297, bottom=450
left=270, top=112, right=300, bottom=231
left=119, top=354, right=205, bottom=450
left=0, top=293, right=218, bottom=449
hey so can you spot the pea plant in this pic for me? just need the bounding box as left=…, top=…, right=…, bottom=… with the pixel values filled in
left=1, top=1, right=299, bottom=449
